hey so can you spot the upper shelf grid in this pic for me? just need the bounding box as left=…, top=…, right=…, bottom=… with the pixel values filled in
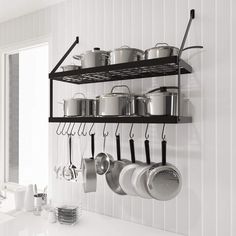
left=49, top=56, right=192, bottom=85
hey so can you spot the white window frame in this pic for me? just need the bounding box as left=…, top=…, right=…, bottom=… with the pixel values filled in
left=0, top=35, right=52, bottom=189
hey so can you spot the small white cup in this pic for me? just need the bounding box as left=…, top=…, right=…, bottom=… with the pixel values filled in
left=48, top=210, right=57, bottom=223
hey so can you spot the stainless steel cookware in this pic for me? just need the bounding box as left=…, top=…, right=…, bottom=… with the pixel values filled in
left=82, top=133, right=97, bottom=193
left=61, top=65, right=80, bottom=71
left=62, top=93, right=95, bottom=117
left=106, top=133, right=130, bottom=195
left=96, top=85, right=146, bottom=117
left=73, top=47, right=110, bottom=68
left=110, top=46, right=144, bottom=64
left=144, top=43, right=203, bottom=59
left=145, top=86, right=178, bottom=116
left=147, top=139, right=182, bottom=201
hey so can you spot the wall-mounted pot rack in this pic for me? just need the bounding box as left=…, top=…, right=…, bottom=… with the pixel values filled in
left=49, top=9, right=197, bottom=124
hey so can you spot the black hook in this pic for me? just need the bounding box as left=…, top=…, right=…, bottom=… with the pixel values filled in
left=145, top=124, right=149, bottom=140
left=77, top=123, right=83, bottom=136
left=89, top=123, right=95, bottom=136
left=103, top=123, right=109, bottom=137
left=129, top=123, right=134, bottom=139
left=82, top=123, right=87, bottom=136
left=68, top=123, right=76, bottom=136
left=162, top=123, right=166, bottom=140
left=61, top=123, right=68, bottom=135
left=56, top=122, right=63, bottom=135
left=115, top=123, right=120, bottom=136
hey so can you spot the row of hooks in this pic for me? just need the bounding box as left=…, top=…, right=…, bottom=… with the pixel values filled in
left=56, top=122, right=166, bottom=140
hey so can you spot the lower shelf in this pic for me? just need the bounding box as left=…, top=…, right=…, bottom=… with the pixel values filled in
left=49, top=116, right=192, bottom=124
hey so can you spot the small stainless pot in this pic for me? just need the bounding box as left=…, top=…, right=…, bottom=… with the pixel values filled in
left=62, top=93, right=95, bottom=117
left=145, top=43, right=203, bottom=59
left=73, top=47, right=110, bottom=68
left=145, top=86, right=178, bottom=116
left=110, top=46, right=144, bottom=64
left=130, top=95, right=147, bottom=116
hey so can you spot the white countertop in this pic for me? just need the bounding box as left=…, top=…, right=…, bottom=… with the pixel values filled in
left=0, top=210, right=182, bottom=236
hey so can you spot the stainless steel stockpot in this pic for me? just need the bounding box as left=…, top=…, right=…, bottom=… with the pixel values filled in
left=110, top=46, right=144, bottom=64
left=145, top=86, right=178, bottom=116
left=96, top=85, right=146, bottom=117
left=62, top=93, right=95, bottom=117
left=73, top=47, right=110, bottom=68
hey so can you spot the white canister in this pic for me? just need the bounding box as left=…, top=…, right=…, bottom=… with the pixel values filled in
left=24, top=184, right=34, bottom=211
left=14, top=189, right=25, bottom=211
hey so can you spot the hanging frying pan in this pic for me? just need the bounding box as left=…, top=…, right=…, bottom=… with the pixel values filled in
left=106, top=133, right=131, bottom=195
left=147, top=139, right=182, bottom=201
left=131, top=139, right=153, bottom=199
left=82, top=133, right=97, bottom=193
left=119, top=137, right=142, bottom=196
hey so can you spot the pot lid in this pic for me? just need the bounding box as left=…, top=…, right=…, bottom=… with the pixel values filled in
left=113, top=46, right=144, bottom=54
left=145, top=43, right=179, bottom=52
left=146, top=86, right=178, bottom=96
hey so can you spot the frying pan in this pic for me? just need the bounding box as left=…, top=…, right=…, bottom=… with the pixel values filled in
left=131, top=139, right=153, bottom=199
left=119, top=138, right=142, bottom=196
left=147, top=139, right=182, bottom=201
left=105, top=134, right=130, bottom=195
left=82, top=133, right=97, bottom=193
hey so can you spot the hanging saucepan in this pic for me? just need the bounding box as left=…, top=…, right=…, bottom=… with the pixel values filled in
left=73, top=47, right=110, bottom=68
left=82, top=133, right=97, bottom=193
left=131, top=132, right=154, bottom=199
left=61, top=93, right=95, bottom=117
left=119, top=129, right=143, bottom=196
left=106, top=127, right=131, bottom=195
left=110, top=46, right=144, bottom=64
left=145, top=86, right=179, bottom=116
left=95, top=125, right=114, bottom=175
left=144, top=43, right=203, bottom=59
left=147, top=138, right=182, bottom=201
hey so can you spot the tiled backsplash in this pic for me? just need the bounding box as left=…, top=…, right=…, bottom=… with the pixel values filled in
left=0, top=0, right=236, bottom=235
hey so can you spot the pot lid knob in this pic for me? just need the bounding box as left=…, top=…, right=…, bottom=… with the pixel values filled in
left=94, top=47, right=100, bottom=50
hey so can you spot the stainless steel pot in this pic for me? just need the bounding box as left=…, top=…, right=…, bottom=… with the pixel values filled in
left=73, top=47, right=110, bottom=68
left=110, top=46, right=144, bottom=64
left=62, top=93, right=95, bottom=117
left=146, top=86, right=178, bottom=116
left=145, top=43, right=203, bottom=59
left=96, top=85, right=146, bottom=117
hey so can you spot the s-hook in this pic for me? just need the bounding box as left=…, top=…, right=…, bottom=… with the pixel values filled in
left=115, top=123, right=120, bottom=136
left=89, top=123, right=95, bottom=136
left=129, top=123, right=134, bottom=139
left=61, top=123, right=68, bottom=135
left=77, top=123, right=83, bottom=136
left=162, top=123, right=166, bottom=141
left=67, top=123, right=76, bottom=136
left=81, top=123, right=87, bottom=136
left=145, top=124, right=149, bottom=140
left=103, top=123, right=109, bottom=137
left=56, top=122, right=63, bottom=135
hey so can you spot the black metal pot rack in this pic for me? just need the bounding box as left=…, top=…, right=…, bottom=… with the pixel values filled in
left=49, top=9, right=197, bottom=124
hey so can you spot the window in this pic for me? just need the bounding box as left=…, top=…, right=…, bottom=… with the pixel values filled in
left=4, top=44, right=49, bottom=190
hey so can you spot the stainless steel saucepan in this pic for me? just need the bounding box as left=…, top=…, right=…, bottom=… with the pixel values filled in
left=106, top=125, right=131, bottom=195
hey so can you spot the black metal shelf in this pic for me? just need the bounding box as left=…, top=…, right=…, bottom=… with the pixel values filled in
left=49, top=116, right=192, bottom=124
left=49, top=57, right=192, bottom=85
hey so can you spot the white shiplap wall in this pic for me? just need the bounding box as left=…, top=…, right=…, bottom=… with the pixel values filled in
left=0, top=0, right=235, bottom=235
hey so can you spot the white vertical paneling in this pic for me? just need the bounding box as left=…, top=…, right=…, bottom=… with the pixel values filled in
left=216, top=0, right=231, bottom=235
left=0, top=0, right=235, bottom=235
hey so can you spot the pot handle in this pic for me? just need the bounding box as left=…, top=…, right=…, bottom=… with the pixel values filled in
left=73, top=54, right=83, bottom=60
left=111, top=85, right=131, bottom=94
left=91, top=133, right=95, bottom=159
left=129, top=139, right=136, bottom=163
left=182, top=45, right=203, bottom=52
left=155, top=43, right=169, bottom=47
left=146, top=86, right=178, bottom=94
left=162, top=140, right=166, bottom=165
left=116, top=135, right=121, bottom=161
left=73, top=92, right=86, bottom=99
left=145, top=139, right=151, bottom=165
